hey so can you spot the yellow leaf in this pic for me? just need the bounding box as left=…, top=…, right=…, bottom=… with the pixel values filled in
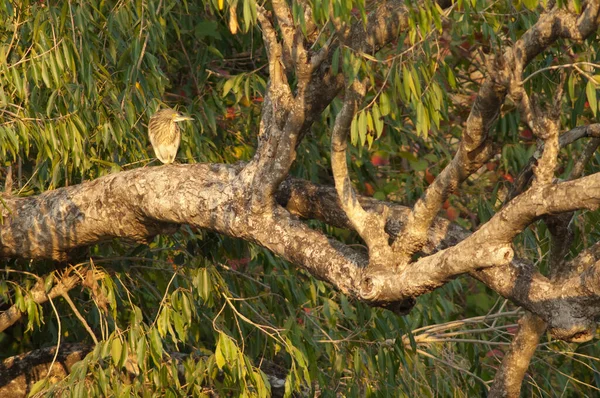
left=229, top=6, right=239, bottom=35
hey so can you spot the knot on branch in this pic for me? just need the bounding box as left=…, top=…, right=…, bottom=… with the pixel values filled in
left=358, top=269, right=415, bottom=315
left=547, top=318, right=595, bottom=343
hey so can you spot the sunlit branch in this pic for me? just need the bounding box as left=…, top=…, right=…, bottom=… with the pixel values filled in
left=331, top=79, right=391, bottom=268
left=390, top=4, right=600, bottom=263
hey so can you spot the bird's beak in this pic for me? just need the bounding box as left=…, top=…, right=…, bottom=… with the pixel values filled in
left=174, top=114, right=193, bottom=122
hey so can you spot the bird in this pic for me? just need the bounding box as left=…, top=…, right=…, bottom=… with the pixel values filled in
left=148, top=108, right=193, bottom=164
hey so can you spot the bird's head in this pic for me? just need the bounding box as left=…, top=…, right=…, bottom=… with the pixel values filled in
left=173, top=112, right=193, bottom=122
left=154, top=108, right=193, bottom=123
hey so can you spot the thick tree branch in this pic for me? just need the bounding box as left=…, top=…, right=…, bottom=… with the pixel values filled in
left=488, top=313, right=547, bottom=398
left=0, top=343, right=92, bottom=397
left=0, top=164, right=365, bottom=298
left=277, top=178, right=469, bottom=253
left=2, top=165, right=600, bottom=338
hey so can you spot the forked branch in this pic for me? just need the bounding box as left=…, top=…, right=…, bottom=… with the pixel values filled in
left=391, top=3, right=600, bottom=264
left=331, top=79, right=392, bottom=268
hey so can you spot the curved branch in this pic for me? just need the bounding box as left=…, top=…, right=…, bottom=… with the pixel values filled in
left=0, top=164, right=367, bottom=298
left=392, top=4, right=600, bottom=262
left=331, top=79, right=391, bottom=267
left=2, top=164, right=600, bottom=338
left=509, top=123, right=600, bottom=203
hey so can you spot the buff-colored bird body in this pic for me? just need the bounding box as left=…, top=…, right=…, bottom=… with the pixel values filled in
left=148, top=108, right=192, bottom=164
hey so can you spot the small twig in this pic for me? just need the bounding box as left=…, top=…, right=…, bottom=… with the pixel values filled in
left=44, top=293, right=62, bottom=380
left=152, top=271, right=178, bottom=326
left=416, top=348, right=490, bottom=390
left=522, top=61, right=600, bottom=84
left=61, top=291, right=99, bottom=344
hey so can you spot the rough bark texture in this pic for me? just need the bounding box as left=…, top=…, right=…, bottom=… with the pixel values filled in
left=0, top=344, right=92, bottom=398
left=488, top=313, right=547, bottom=398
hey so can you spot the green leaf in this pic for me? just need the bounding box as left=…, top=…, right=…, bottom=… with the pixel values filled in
left=586, top=80, right=597, bottom=117
left=416, top=101, right=426, bottom=137
left=223, top=77, right=236, bottom=97
left=372, top=103, right=384, bottom=138
left=331, top=47, right=340, bottom=75
left=350, top=114, right=358, bottom=145
left=44, top=273, right=54, bottom=293
left=181, top=294, right=192, bottom=322
left=149, top=328, right=163, bottom=366
left=158, top=307, right=169, bottom=337
left=402, top=66, right=412, bottom=99
left=243, top=0, right=252, bottom=32
left=26, top=298, right=39, bottom=331
left=10, top=66, right=23, bottom=98
left=216, top=332, right=237, bottom=370
left=111, top=338, right=123, bottom=365
left=46, top=90, right=59, bottom=118
left=379, top=92, right=391, bottom=116
left=172, top=311, right=186, bottom=341
left=136, top=336, right=147, bottom=370
left=29, top=379, right=48, bottom=396
left=366, top=110, right=374, bottom=133
left=410, top=66, right=421, bottom=98
left=358, top=111, right=367, bottom=145
left=41, top=61, right=52, bottom=88
left=14, top=287, right=25, bottom=312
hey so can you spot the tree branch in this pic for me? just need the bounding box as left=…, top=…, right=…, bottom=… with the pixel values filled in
left=391, top=3, right=600, bottom=263
left=0, top=271, right=82, bottom=333
left=2, top=164, right=600, bottom=337
left=488, top=313, right=547, bottom=398
left=331, top=79, right=391, bottom=268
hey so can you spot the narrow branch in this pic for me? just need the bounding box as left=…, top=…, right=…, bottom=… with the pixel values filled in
left=257, top=7, right=290, bottom=93
left=271, top=0, right=310, bottom=80
left=571, top=136, right=600, bottom=180
left=331, top=79, right=391, bottom=267
left=509, top=70, right=564, bottom=186
left=509, top=124, right=600, bottom=202
left=0, top=273, right=81, bottom=333
left=61, top=291, right=99, bottom=344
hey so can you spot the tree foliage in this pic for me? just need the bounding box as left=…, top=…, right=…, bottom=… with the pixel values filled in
left=1, top=0, right=600, bottom=397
